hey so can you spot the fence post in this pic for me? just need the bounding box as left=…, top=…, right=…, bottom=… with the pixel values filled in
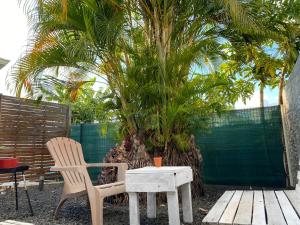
left=281, top=92, right=294, bottom=187
left=80, top=122, right=84, bottom=143
left=66, top=105, right=72, bottom=137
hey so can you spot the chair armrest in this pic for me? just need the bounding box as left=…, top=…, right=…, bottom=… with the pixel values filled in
left=86, top=163, right=128, bottom=181
left=86, top=163, right=126, bottom=168
left=50, top=166, right=84, bottom=172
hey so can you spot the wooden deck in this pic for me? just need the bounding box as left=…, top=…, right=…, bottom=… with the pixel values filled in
left=202, top=190, right=300, bottom=225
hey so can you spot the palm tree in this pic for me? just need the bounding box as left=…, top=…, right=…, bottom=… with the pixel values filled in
left=0, top=57, right=9, bottom=69
left=8, top=0, right=266, bottom=196
left=244, top=0, right=300, bottom=105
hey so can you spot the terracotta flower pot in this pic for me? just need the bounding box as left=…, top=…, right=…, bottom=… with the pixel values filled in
left=153, top=157, right=162, bottom=167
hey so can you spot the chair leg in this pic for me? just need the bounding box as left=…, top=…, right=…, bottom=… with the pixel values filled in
left=90, top=196, right=104, bottom=225
left=86, top=196, right=90, bottom=208
left=54, top=196, right=68, bottom=220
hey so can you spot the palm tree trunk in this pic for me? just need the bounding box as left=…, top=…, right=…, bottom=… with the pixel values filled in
left=99, top=134, right=204, bottom=202
left=278, top=72, right=285, bottom=105
left=260, top=82, right=264, bottom=108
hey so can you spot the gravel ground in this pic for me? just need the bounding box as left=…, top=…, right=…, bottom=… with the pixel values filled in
left=0, top=184, right=227, bottom=225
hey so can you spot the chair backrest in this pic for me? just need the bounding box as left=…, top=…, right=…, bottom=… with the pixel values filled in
left=47, top=137, right=88, bottom=192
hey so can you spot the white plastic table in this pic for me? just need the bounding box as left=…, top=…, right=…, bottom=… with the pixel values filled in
left=125, top=166, right=193, bottom=225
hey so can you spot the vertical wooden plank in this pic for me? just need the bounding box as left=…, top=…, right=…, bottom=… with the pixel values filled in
left=285, top=190, right=300, bottom=218
left=73, top=139, right=87, bottom=182
left=147, top=192, right=156, bottom=218
left=264, top=191, right=287, bottom=225
left=219, top=191, right=243, bottom=225
left=252, top=191, right=266, bottom=225
left=66, top=105, right=71, bottom=137
left=202, top=191, right=235, bottom=225
left=79, top=122, right=83, bottom=143
left=129, top=192, right=140, bottom=225
left=167, top=190, right=181, bottom=225
left=181, top=182, right=193, bottom=223
left=62, top=138, right=83, bottom=183
left=233, top=191, right=253, bottom=225
left=48, top=139, right=73, bottom=184
left=74, top=141, right=86, bottom=165
left=275, top=191, right=300, bottom=225
left=70, top=139, right=83, bottom=165
left=280, top=104, right=294, bottom=187
left=56, top=137, right=78, bottom=184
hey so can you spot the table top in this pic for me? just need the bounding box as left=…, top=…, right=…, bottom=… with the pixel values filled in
left=0, top=165, right=29, bottom=174
left=126, top=166, right=193, bottom=192
left=126, top=166, right=192, bottom=174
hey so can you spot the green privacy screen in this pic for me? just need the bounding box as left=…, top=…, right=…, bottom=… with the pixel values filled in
left=71, top=106, right=286, bottom=187
left=70, top=123, right=119, bottom=180
left=195, top=106, right=286, bottom=187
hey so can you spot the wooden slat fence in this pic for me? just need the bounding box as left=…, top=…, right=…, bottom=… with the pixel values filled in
left=0, top=94, right=70, bottom=182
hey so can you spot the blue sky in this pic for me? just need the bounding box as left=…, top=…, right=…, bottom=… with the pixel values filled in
left=235, top=85, right=278, bottom=109
left=0, top=0, right=279, bottom=108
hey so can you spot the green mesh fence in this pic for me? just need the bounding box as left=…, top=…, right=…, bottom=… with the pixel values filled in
left=71, top=123, right=119, bottom=180
left=195, top=106, right=286, bottom=187
left=71, top=106, right=286, bottom=187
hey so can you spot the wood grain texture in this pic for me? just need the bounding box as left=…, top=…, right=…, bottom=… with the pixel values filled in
left=181, top=182, right=193, bottom=223
left=147, top=192, right=156, bottom=218
left=202, top=191, right=235, bottom=225
left=125, top=167, right=192, bottom=192
left=285, top=190, right=300, bottom=218
left=264, top=191, right=287, bottom=225
left=129, top=192, right=140, bottom=225
left=203, top=190, right=300, bottom=225
left=233, top=191, right=253, bottom=225
left=252, top=191, right=266, bottom=225
left=275, top=191, right=300, bottom=225
left=0, top=94, right=70, bottom=182
left=219, top=190, right=243, bottom=225
left=167, top=190, right=180, bottom=225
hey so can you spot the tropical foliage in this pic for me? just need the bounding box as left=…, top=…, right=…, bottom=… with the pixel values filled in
left=219, top=0, right=300, bottom=107
left=40, top=78, right=114, bottom=123
left=9, top=0, right=260, bottom=148
left=7, top=0, right=300, bottom=194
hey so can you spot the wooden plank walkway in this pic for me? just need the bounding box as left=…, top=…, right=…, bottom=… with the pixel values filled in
left=202, top=190, right=300, bottom=225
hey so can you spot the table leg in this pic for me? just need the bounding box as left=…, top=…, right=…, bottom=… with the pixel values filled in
left=129, top=192, right=140, bottom=225
left=181, top=182, right=193, bottom=223
left=147, top=192, right=156, bottom=218
left=22, top=172, right=34, bottom=216
left=167, top=190, right=180, bottom=225
left=14, top=173, right=18, bottom=210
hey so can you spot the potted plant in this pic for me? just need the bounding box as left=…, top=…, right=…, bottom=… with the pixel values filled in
left=153, top=150, right=163, bottom=167
left=147, top=136, right=163, bottom=167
